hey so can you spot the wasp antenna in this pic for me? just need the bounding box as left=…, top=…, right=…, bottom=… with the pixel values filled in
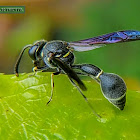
left=69, top=78, right=101, bottom=119
left=14, top=45, right=32, bottom=76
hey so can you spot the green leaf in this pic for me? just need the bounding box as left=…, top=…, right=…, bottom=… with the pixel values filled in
left=0, top=73, right=140, bottom=139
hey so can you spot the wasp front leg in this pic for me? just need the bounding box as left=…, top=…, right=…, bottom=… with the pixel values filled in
left=31, top=60, right=56, bottom=76
left=32, top=60, right=61, bottom=105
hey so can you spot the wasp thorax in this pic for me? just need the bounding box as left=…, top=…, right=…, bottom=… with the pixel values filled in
left=99, top=72, right=126, bottom=110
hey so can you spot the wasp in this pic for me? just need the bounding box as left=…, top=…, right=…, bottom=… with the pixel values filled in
left=15, top=30, right=140, bottom=118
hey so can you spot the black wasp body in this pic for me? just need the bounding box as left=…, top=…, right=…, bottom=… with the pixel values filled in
left=15, top=30, right=140, bottom=118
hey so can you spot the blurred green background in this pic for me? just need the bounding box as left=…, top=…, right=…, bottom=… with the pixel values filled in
left=0, top=0, right=140, bottom=90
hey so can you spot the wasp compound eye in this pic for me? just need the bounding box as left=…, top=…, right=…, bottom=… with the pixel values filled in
left=99, top=73, right=126, bottom=110
left=28, top=45, right=38, bottom=60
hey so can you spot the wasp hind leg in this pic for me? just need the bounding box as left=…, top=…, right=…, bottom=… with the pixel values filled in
left=69, top=77, right=101, bottom=119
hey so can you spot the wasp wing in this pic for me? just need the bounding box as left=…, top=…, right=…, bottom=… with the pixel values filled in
left=51, top=57, right=87, bottom=91
left=69, top=30, right=140, bottom=52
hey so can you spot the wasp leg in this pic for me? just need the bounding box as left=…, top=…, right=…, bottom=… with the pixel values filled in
left=28, top=66, right=49, bottom=77
left=69, top=77, right=101, bottom=119
left=28, top=66, right=38, bottom=77
left=30, top=63, right=60, bottom=104
left=47, top=71, right=61, bottom=105
left=29, top=64, right=57, bottom=77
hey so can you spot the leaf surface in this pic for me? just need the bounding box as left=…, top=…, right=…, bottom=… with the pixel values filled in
left=0, top=73, right=140, bottom=140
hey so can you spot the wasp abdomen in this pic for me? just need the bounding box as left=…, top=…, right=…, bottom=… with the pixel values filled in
left=108, top=94, right=126, bottom=110
left=99, top=73, right=127, bottom=110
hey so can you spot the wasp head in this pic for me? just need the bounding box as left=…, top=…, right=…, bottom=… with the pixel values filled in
left=28, top=40, right=47, bottom=61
